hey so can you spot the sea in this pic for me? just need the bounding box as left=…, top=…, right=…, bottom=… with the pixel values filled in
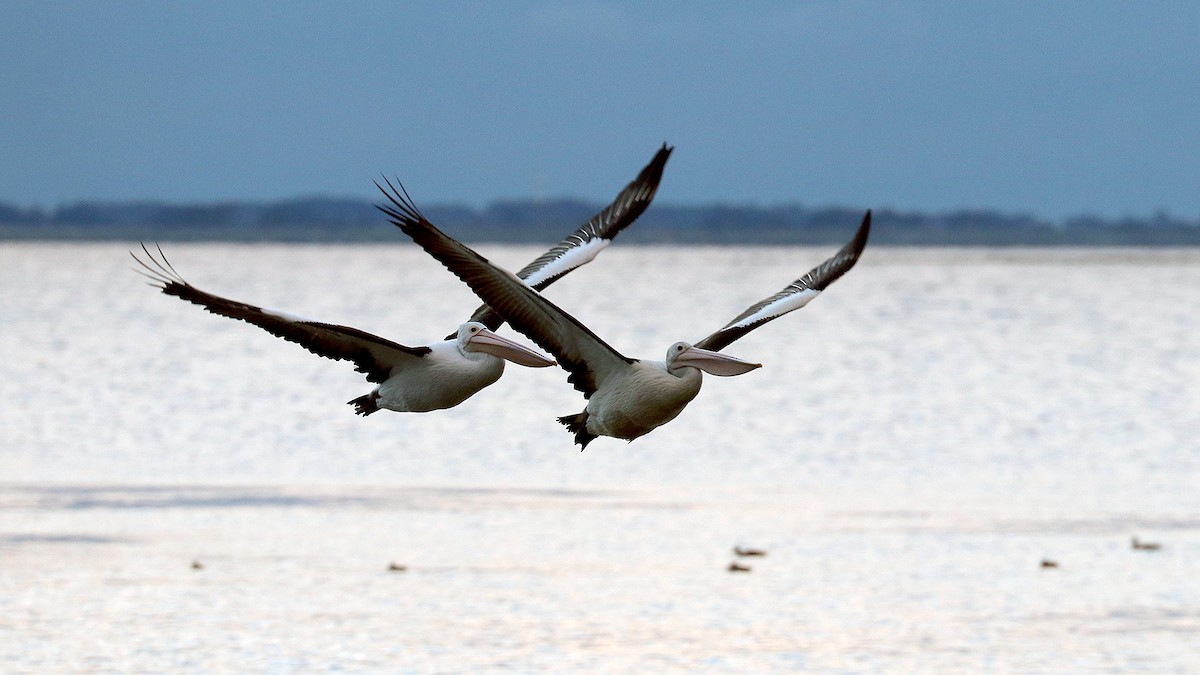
left=1, top=242, right=1198, bottom=672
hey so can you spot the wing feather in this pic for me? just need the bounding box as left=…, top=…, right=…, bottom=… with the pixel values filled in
left=131, top=243, right=429, bottom=383
left=461, top=143, right=673, bottom=333
left=377, top=183, right=632, bottom=398
left=694, top=210, right=871, bottom=352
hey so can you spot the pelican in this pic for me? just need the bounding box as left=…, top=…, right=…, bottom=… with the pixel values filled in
left=377, top=183, right=870, bottom=448
left=132, top=143, right=673, bottom=414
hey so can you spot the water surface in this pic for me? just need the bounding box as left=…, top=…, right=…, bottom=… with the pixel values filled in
left=1, top=243, right=1197, bottom=671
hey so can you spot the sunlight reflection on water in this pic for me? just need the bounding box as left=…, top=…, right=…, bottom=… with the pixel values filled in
left=1, top=243, right=1198, bottom=671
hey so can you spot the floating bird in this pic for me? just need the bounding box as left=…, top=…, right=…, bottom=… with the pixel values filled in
left=191, top=559, right=204, bottom=570
left=728, top=562, right=752, bottom=573
left=377, top=183, right=870, bottom=448
left=132, top=144, right=672, bottom=415
left=1131, top=537, right=1162, bottom=551
left=1040, top=559, right=1058, bottom=569
left=734, top=546, right=767, bottom=557
left=387, top=562, right=408, bottom=572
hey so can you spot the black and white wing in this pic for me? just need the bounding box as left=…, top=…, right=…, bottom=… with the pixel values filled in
left=462, top=143, right=673, bottom=333
left=132, top=244, right=430, bottom=383
left=377, top=185, right=633, bottom=398
left=693, top=210, right=871, bottom=353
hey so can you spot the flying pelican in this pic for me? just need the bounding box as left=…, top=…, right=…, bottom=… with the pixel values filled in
left=377, top=183, right=870, bottom=448
left=132, top=143, right=673, bottom=414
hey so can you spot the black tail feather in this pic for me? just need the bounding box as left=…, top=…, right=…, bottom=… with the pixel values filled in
left=557, top=411, right=596, bottom=451
left=349, top=393, right=380, bottom=416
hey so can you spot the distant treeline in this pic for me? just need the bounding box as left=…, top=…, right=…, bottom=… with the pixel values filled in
left=1, top=196, right=1198, bottom=245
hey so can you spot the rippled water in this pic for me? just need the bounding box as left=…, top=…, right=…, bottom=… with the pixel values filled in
left=1, top=242, right=1198, bottom=671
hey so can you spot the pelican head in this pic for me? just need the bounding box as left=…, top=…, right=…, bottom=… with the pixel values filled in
left=665, top=341, right=761, bottom=376
left=456, top=322, right=556, bottom=367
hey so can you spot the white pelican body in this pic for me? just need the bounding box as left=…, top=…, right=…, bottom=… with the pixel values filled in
left=374, top=338, right=504, bottom=413
left=365, top=322, right=554, bottom=413
left=569, top=341, right=765, bottom=442
left=132, top=144, right=672, bottom=416
left=379, top=184, right=870, bottom=448
left=580, top=358, right=702, bottom=441
left=554, top=340, right=772, bottom=446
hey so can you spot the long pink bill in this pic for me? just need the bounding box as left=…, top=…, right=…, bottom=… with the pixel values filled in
left=674, top=345, right=762, bottom=376
left=467, top=328, right=557, bottom=367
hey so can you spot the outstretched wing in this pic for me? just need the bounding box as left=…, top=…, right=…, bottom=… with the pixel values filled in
left=693, top=210, right=871, bottom=353
left=461, top=143, right=673, bottom=334
left=131, top=243, right=430, bottom=383
left=377, top=183, right=632, bottom=399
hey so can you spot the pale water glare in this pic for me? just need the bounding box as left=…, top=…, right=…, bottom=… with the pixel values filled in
left=1, top=243, right=1198, bottom=671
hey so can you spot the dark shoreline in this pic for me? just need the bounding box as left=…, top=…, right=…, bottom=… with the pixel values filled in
left=5, top=225, right=1198, bottom=247
left=3, top=198, right=1198, bottom=246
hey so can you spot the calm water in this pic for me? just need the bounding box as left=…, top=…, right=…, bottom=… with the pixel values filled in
left=1, top=242, right=1198, bottom=672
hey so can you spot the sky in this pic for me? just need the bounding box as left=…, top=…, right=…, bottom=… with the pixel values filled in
left=1, top=1, right=1197, bottom=220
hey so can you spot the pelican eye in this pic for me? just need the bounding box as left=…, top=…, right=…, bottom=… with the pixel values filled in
left=676, top=345, right=685, bottom=351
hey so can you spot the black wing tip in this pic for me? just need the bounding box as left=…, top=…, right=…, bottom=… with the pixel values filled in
left=644, top=142, right=674, bottom=179
left=620, top=143, right=674, bottom=191
left=852, top=209, right=872, bottom=255
left=130, top=241, right=188, bottom=290
left=809, top=210, right=871, bottom=290
left=374, top=176, right=427, bottom=232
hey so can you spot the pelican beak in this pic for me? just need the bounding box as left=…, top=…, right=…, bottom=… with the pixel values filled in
left=675, top=345, right=761, bottom=376
left=467, top=328, right=557, bottom=367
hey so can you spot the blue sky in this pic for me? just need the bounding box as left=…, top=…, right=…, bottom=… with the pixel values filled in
left=2, top=1, right=1197, bottom=219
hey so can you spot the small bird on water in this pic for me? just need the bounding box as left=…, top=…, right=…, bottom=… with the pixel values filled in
left=733, top=546, right=766, bottom=557
left=1131, top=537, right=1162, bottom=551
